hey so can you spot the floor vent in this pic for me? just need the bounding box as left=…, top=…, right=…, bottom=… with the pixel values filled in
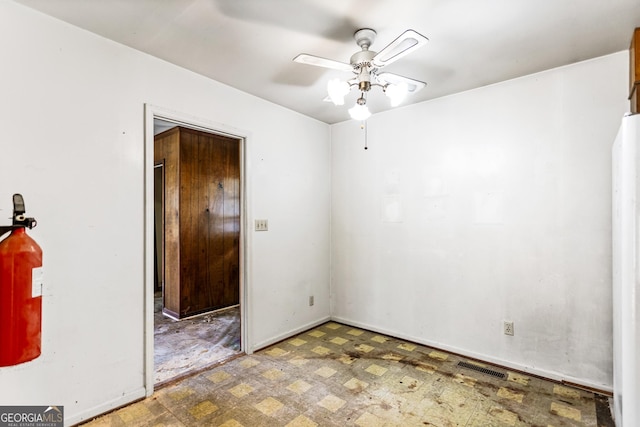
left=457, top=361, right=506, bottom=379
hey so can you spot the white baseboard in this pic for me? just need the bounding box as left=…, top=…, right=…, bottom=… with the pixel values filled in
left=330, top=315, right=613, bottom=395
left=251, top=316, right=331, bottom=352
left=66, top=387, right=146, bottom=426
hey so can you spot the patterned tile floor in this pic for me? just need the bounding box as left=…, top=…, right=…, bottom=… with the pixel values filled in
left=83, top=322, right=613, bottom=426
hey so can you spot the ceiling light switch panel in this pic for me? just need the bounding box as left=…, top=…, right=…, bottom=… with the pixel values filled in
left=255, top=219, right=268, bottom=231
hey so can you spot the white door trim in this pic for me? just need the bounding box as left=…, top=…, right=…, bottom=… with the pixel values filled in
left=143, top=104, right=252, bottom=396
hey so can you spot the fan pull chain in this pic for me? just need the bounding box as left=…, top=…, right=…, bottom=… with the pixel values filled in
left=361, top=121, right=368, bottom=150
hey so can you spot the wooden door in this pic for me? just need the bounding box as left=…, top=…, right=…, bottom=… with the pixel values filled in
left=155, top=126, right=240, bottom=319
left=153, top=164, right=164, bottom=293
left=179, top=128, right=240, bottom=315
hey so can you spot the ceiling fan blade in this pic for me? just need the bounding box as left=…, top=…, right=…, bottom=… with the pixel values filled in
left=372, top=30, right=428, bottom=68
left=293, top=54, right=353, bottom=72
left=377, top=72, right=427, bottom=93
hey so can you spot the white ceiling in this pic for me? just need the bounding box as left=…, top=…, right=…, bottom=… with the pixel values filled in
left=15, top=0, right=640, bottom=124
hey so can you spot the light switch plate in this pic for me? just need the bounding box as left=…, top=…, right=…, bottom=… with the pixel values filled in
left=255, top=219, right=268, bottom=231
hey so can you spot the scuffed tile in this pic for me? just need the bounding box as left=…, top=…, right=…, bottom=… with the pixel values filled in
left=307, top=330, right=326, bottom=338
left=439, top=388, right=468, bottom=407
left=325, top=323, right=342, bottom=330
left=288, top=356, right=309, bottom=366
left=453, top=373, right=477, bottom=387
left=382, top=352, right=403, bottom=361
left=399, top=375, right=422, bottom=390
left=311, top=346, right=331, bottom=355
left=553, top=385, right=581, bottom=400
left=338, top=354, right=357, bottom=364
left=354, top=411, right=384, bottom=427
left=414, top=361, right=437, bottom=374
left=265, top=347, right=288, bottom=357
left=262, top=368, right=284, bottom=380
left=84, top=416, right=114, bottom=426
left=207, top=370, right=231, bottom=384
left=507, top=372, right=530, bottom=385
left=428, top=351, right=449, bottom=361
left=218, top=420, right=244, bottom=427
left=418, top=396, right=441, bottom=412
left=330, top=337, right=349, bottom=345
left=317, top=394, right=346, bottom=412
left=285, top=415, right=318, bottom=427
left=371, top=335, right=388, bottom=343
left=167, top=387, right=195, bottom=401
left=239, top=357, right=260, bottom=368
left=397, top=343, right=417, bottom=352
left=355, top=344, right=375, bottom=353
left=497, top=387, right=524, bottom=403
left=315, top=366, right=337, bottom=378
left=229, top=383, right=254, bottom=398
left=425, top=402, right=474, bottom=427
left=188, top=401, right=219, bottom=420
left=343, top=377, right=369, bottom=392
left=254, top=397, right=284, bottom=416
left=488, top=406, right=518, bottom=426
left=287, top=379, right=312, bottom=394
left=365, top=364, right=388, bottom=376
left=288, top=338, right=307, bottom=347
left=347, top=329, right=364, bottom=336
left=117, top=404, right=152, bottom=423
left=550, top=402, right=582, bottom=421
left=465, top=414, right=495, bottom=427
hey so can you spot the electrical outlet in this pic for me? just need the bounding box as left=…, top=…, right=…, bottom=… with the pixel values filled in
left=255, top=219, right=268, bottom=231
left=504, top=321, right=514, bottom=336
left=309, top=296, right=314, bottom=306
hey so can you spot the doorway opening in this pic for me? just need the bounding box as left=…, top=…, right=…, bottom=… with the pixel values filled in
left=144, top=106, right=249, bottom=393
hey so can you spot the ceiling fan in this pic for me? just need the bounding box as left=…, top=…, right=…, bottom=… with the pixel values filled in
left=293, top=28, right=429, bottom=120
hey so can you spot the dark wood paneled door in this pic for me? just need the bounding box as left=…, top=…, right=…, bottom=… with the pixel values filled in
left=153, top=164, right=164, bottom=293
left=155, top=126, right=240, bottom=319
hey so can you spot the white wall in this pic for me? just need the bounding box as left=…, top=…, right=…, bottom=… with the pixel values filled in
left=0, top=0, right=629, bottom=421
left=0, top=2, right=330, bottom=424
left=612, top=114, right=640, bottom=427
left=331, top=52, right=628, bottom=390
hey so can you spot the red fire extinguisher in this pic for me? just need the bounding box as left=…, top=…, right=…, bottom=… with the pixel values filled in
left=0, top=194, right=41, bottom=366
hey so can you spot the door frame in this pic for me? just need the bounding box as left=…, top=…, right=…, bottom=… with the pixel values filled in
left=143, top=104, right=251, bottom=396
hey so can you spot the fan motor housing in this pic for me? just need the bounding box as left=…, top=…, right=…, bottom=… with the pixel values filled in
left=354, top=28, right=377, bottom=49
left=350, top=50, right=376, bottom=68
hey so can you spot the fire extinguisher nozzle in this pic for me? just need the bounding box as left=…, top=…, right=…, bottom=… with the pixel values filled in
left=10, top=194, right=36, bottom=229
left=12, top=194, right=25, bottom=215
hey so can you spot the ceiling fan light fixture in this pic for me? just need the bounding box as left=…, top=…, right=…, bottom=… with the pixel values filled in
left=327, top=78, right=351, bottom=105
left=348, top=101, right=371, bottom=121
left=385, top=82, right=408, bottom=107
left=294, top=28, right=428, bottom=121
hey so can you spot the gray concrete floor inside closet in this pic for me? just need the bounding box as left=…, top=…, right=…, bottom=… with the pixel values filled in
left=154, top=293, right=241, bottom=385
